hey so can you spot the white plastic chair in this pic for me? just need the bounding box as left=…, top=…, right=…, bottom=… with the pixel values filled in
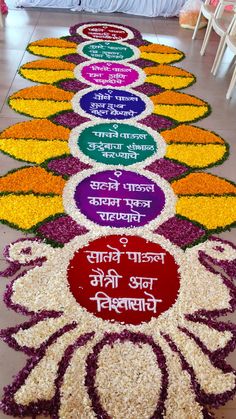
left=210, top=5, right=236, bottom=71
left=192, top=0, right=218, bottom=41
left=198, top=1, right=236, bottom=56
left=211, top=11, right=236, bottom=98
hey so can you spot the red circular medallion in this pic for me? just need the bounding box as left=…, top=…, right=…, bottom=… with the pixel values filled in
left=82, top=24, right=129, bottom=41
left=67, top=235, right=180, bottom=325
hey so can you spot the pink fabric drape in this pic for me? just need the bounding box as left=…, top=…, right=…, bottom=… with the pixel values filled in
left=0, top=0, right=8, bottom=14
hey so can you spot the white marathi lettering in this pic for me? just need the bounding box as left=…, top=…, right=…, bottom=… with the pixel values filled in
left=89, top=268, right=122, bottom=288
left=129, top=276, right=158, bottom=290
left=84, top=245, right=123, bottom=264
left=124, top=198, right=152, bottom=208
left=90, top=178, right=120, bottom=191
left=88, top=196, right=121, bottom=207
left=126, top=252, right=166, bottom=263
left=97, top=209, right=146, bottom=223
left=90, top=291, right=162, bottom=313
left=123, top=183, right=155, bottom=192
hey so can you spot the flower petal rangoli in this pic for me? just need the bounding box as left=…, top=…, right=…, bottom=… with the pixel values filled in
left=0, top=21, right=236, bottom=418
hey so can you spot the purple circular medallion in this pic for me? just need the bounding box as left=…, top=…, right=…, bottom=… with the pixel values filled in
left=77, top=88, right=147, bottom=120
left=73, top=170, right=166, bottom=228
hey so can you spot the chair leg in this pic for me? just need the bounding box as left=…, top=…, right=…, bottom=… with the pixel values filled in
left=226, top=64, right=236, bottom=99
left=200, top=20, right=213, bottom=56
left=192, top=10, right=203, bottom=40
left=212, top=41, right=227, bottom=76
left=211, top=36, right=225, bottom=75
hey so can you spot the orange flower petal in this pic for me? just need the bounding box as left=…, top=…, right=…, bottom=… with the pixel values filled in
left=21, top=58, right=75, bottom=71
left=140, top=44, right=183, bottom=54
left=162, top=125, right=225, bottom=144
left=28, top=38, right=77, bottom=48
left=0, top=167, right=65, bottom=195
left=172, top=173, right=236, bottom=195
left=151, top=91, right=206, bottom=106
left=10, top=85, right=73, bottom=101
left=0, top=120, right=70, bottom=141
left=144, top=65, right=193, bottom=77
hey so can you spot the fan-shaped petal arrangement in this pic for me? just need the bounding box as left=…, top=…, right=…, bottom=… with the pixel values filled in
left=0, top=234, right=236, bottom=418
left=27, top=36, right=186, bottom=65
left=0, top=120, right=70, bottom=163
left=8, top=84, right=210, bottom=124
left=19, top=58, right=196, bottom=91
left=0, top=165, right=235, bottom=243
left=27, top=37, right=78, bottom=58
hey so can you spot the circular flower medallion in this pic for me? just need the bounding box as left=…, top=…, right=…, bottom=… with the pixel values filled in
left=76, top=23, right=133, bottom=41
left=63, top=169, right=176, bottom=230
left=69, top=121, right=166, bottom=167
left=72, top=88, right=153, bottom=121
left=79, top=41, right=139, bottom=62
left=67, top=235, right=180, bottom=324
left=75, top=61, right=144, bottom=88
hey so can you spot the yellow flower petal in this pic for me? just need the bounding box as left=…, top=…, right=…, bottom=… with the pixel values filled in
left=20, top=69, right=75, bottom=84
left=153, top=104, right=209, bottom=123
left=0, top=139, right=70, bottom=163
left=28, top=46, right=77, bottom=58
left=166, top=144, right=227, bottom=168
left=9, top=99, right=72, bottom=118
left=146, top=75, right=194, bottom=90
left=140, top=52, right=183, bottom=64
left=176, top=196, right=236, bottom=230
left=0, top=194, right=64, bottom=230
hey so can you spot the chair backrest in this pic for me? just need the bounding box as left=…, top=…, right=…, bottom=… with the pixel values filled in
left=227, top=8, right=236, bottom=34
left=215, top=1, right=236, bottom=19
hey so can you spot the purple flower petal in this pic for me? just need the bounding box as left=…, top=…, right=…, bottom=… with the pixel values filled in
left=139, top=114, right=175, bottom=131
left=63, top=54, right=87, bottom=65
left=47, top=156, right=91, bottom=177
left=37, top=215, right=88, bottom=245
left=134, top=83, right=164, bottom=96
left=155, top=216, right=206, bottom=247
left=57, top=79, right=89, bottom=92
left=51, top=111, right=90, bottom=129
left=146, top=158, right=189, bottom=181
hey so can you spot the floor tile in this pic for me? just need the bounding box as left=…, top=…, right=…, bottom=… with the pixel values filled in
left=0, top=151, right=30, bottom=177
left=213, top=409, right=236, bottom=418
left=0, top=27, right=35, bottom=51
left=0, top=225, right=30, bottom=261
left=4, top=9, right=40, bottom=27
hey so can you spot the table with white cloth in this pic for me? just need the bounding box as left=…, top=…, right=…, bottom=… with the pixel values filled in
left=14, top=0, right=188, bottom=17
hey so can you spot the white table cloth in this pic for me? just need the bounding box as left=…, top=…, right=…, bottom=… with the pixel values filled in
left=15, top=0, right=187, bottom=17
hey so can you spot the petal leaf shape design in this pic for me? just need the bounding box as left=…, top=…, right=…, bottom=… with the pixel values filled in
left=19, top=58, right=76, bottom=84
left=151, top=91, right=210, bottom=123
left=0, top=119, right=70, bottom=163
left=27, top=38, right=77, bottom=58
left=9, top=85, right=73, bottom=118
left=144, top=64, right=195, bottom=90
left=139, top=44, right=185, bottom=64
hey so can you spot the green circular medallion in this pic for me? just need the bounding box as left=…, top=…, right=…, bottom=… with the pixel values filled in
left=76, top=123, right=157, bottom=166
left=82, top=41, right=135, bottom=61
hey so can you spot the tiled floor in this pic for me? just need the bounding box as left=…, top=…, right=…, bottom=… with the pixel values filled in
left=0, top=6, right=236, bottom=419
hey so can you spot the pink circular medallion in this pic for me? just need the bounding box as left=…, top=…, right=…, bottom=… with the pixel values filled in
left=81, top=62, right=140, bottom=87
